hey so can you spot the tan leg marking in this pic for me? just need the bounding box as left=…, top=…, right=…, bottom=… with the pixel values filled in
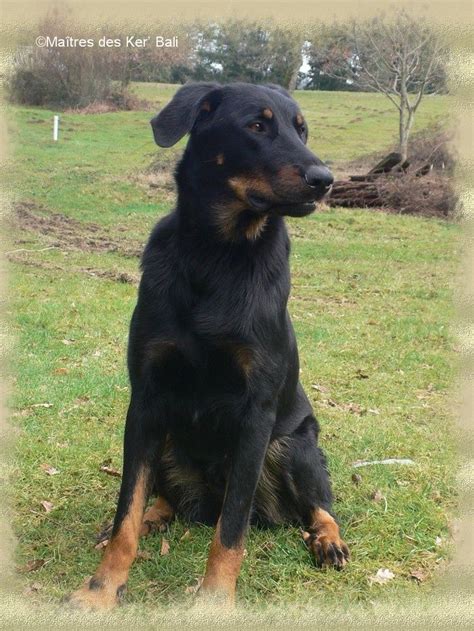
left=140, top=496, right=174, bottom=536
left=303, top=508, right=349, bottom=569
left=198, top=518, right=244, bottom=606
left=68, top=468, right=149, bottom=611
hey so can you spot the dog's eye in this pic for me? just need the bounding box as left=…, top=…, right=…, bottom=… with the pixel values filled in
left=248, top=122, right=265, bottom=133
left=299, top=124, right=306, bottom=135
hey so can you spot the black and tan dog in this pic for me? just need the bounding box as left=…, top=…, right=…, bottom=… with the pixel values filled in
left=69, top=82, right=349, bottom=610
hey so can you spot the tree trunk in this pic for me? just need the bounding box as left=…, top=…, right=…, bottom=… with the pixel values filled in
left=399, top=109, right=409, bottom=163
left=399, top=105, right=415, bottom=163
left=288, top=63, right=300, bottom=92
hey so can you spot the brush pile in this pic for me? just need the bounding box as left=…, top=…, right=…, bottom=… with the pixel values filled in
left=328, top=126, right=458, bottom=218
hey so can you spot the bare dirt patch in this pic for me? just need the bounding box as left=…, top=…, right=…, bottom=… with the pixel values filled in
left=13, top=201, right=143, bottom=258
left=7, top=252, right=140, bottom=285
left=8, top=201, right=142, bottom=284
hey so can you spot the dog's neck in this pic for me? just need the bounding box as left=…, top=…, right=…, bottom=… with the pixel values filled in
left=174, top=148, right=285, bottom=246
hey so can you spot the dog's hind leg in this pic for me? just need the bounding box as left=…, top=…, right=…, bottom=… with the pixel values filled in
left=67, top=397, right=164, bottom=611
left=95, top=495, right=174, bottom=545
left=140, top=496, right=174, bottom=536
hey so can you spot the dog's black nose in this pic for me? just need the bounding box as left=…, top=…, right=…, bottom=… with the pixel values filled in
left=304, top=165, right=334, bottom=190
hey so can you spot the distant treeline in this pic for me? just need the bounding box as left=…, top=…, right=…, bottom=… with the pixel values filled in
left=7, top=10, right=448, bottom=108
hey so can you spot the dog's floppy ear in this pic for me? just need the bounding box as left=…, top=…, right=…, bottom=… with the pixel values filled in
left=150, top=82, right=222, bottom=147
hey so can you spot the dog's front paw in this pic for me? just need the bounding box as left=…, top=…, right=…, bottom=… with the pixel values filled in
left=65, top=577, right=126, bottom=612
left=303, top=531, right=349, bottom=570
left=194, top=585, right=235, bottom=609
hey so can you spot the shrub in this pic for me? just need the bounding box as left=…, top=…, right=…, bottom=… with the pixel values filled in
left=6, top=9, right=122, bottom=109
left=7, top=44, right=116, bottom=109
left=65, top=90, right=150, bottom=114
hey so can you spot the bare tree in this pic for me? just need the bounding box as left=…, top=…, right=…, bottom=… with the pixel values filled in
left=313, top=11, right=447, bottom=161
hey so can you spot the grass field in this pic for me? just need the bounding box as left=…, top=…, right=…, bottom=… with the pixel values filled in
left=5, top=84, right=460, bottom=611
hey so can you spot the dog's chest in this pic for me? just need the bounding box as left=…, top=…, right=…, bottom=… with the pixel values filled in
left=147, top=336, right=258, bottom=453
left=147, top=335, right=254, bottom=394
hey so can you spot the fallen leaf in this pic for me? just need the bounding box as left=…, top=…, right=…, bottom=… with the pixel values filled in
left=96, top=521, right=113, bottom=544
left=61, top=339, right=74, bottom=345
left=409, top=569, right=426, bottom=583
left=94, top=540, right=108, bottom=550
left=53, top=367, right=69, bottom=375
left=21, top=559, right=45, bottom=573
left=13, top=409, right=30, bottom=418
left=179, top=529, right=191, bottom=542
left=368, top=408, right=380, bottom=415
left=40, top=500, right=54, bottom=513
left=351, top=473, right=362, bottom=485
left=24, top=582, right=42, bottom=595
left=435, top=536, right=443, bottom=547
left=39, top=463, right=59, bottom=476
left=99, top=464, right=121, bottom=478
left=345, top=402, right=364, bottom=415
left=371, top=489, right=384, bottom=502
left=185, top=577, right=204, bottom=594
left=137, top=549, right=152, bottom=561
left=311, top=384, right=329, bottom=394
left=160, top=538, right=170, bottom=556
left=259, top=541, right=275, bottom=552
left=369, top=568, right=395, bottom=585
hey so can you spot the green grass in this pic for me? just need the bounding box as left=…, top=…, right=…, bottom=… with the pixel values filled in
left=6, top=85, right=460, bottom=612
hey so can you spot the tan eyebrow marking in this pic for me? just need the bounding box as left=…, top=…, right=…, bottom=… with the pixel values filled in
left=262, top=108, right=273, bottom=119
left=296, top=113, right=304, bottom=126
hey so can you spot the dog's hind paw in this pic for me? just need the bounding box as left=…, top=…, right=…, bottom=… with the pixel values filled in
left=303, top=530, right=350, bottom=570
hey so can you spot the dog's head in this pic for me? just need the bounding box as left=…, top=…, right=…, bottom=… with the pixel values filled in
left=151, top=82, right=333, bottom=240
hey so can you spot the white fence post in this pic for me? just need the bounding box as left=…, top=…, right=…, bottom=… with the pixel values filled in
left=53, top=115, right=59, bottom=141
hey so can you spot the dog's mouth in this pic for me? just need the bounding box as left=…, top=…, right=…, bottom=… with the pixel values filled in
left=247, top=192, right=324, bottom=217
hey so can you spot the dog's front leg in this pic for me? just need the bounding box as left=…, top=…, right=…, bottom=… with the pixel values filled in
left=199, top=405, right=275, bottom=606
left=68, top=398, right=163, bottom=611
